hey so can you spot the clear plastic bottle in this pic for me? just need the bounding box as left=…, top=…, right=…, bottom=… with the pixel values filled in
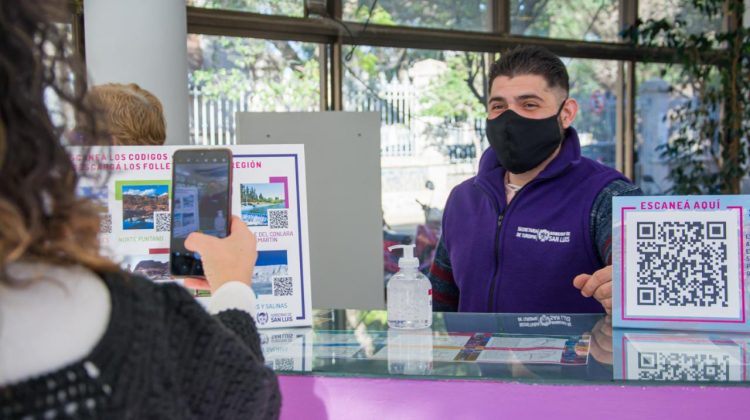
left=387, top=244, right=432, bottom=329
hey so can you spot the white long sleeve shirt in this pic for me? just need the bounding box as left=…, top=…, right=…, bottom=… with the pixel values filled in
left=0, top=263, right=256, bottom=386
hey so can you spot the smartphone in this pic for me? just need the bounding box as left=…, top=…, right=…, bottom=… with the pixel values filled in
left=170, top=148, right=233, bottom=277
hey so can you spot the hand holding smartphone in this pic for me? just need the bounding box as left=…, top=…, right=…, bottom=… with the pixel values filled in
left=184, top=215, right=258, bottom=293
left=170, top=148, right=233, bottom=277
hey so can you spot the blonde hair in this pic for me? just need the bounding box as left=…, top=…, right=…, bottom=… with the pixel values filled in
left=86, top=83, right=166, bottom=146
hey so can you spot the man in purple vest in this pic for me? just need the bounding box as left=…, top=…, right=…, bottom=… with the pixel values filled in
left=428, top=46, right=641, bottom=314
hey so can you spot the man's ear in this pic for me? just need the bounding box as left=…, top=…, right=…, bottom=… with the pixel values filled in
left=560, top=97, right=578, bottom=129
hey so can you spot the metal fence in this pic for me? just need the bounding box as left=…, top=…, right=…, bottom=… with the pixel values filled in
left=188, top=82, right=483, bottom=162
left=189, top=85, right=244, bottom=146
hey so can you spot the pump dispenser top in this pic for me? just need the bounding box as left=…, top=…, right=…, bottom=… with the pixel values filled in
left=387, top=244, right=419, bottom=269
left=386, top=244, right=432, bottom=329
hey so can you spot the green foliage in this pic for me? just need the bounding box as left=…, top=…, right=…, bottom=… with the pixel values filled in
left=419, top=54, right=486, bottom=121
left=350, top=2, right=396, bottom=26
left=566, top=58, right=618, bottom=145
left=625, top=0, right=749, bottom=194
left=512, top=0, right=620, bottom=42
left=240, top=184, right=282, bottom=204
left=344, top=0, right=486, bottom=30
left=189, top=0, right=318, bottom=111
left=190, top=35, right=319, bottom=111
left=360, top=310, right=388, bottom=329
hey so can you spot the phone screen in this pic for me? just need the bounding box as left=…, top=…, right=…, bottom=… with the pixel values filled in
left=170, top=149, right=232, bottom=277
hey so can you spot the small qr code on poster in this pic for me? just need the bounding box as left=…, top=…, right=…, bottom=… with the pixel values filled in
left=273, top=276, right=293, bottom=296
left=100, top=214, right=112, bottom=234
left=268, top=209, right=288, bottom=229
left=155, top=212, right=171, bottom=232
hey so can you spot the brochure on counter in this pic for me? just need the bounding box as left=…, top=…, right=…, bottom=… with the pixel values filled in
left=70, top=145, right=312, bottom=329
left=309, top=330, right=591, bottom=366
left=613, top=195, right=750, bottom=332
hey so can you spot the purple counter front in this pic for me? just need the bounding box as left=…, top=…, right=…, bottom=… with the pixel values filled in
left=262, top=310, right=750, bottom=419
left=278, top=375, right=745, bottom=420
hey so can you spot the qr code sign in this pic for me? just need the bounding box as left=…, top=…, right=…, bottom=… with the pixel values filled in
left=155, top=212, right=171, bottom=232
left=268, top=209, right=288, bottom=229
left=624, top=210, right=742, bottom=319
left=636, top=221, right=728, bottom=307
left=273, top=276, right=293, bottom=296
left=625, top=339, right=743, bottom=382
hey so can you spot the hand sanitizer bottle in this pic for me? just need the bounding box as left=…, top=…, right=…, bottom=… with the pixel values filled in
left=387, top=244, right=432, bottom=329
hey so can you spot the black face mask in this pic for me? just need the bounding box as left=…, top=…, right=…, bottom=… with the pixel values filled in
left=485, top=100, right=567, bottom=174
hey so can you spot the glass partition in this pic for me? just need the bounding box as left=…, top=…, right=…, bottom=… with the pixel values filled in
left=261, top=309, right=750, bottom=386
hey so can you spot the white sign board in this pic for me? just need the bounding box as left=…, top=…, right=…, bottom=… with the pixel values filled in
left=71, top=145, right=312, bottom=328
left=613, top=195, right=750, bottom=332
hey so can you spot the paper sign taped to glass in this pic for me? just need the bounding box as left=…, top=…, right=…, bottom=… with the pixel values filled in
left=612, top=195, right=750, bottom=332
left=69, top=145, right=312, bottom=329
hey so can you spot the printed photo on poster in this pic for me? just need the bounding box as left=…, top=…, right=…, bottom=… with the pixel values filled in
left=78, top=185, right=109, bottom=212
left=252, top=250, right=289, bottom=296
left=123, top=253, right=170, bottom=281
left=69, top=144, right=311, bottom=329
left=121, top=184, right=169, bottom=230
left=241, top=182, right=286, bottom=226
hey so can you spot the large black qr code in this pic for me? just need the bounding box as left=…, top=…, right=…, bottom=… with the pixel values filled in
left=637, top=351, right=731, bottom=382
left=273, top=276, right=293, bottom=296
left=635, top=221, right=728, bottom=307
left=268, top=209, right=288, bottom=229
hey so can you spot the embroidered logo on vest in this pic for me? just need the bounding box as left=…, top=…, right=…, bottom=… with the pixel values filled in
left=516, top=226, right=571, bottom=243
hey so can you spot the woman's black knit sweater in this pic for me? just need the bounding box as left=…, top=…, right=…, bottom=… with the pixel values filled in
left=0, top=271, right=280, bottom=419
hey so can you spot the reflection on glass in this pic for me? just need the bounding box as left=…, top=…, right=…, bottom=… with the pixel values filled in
left=387, top=329, right=434, bottom=375
left=614, top=329, right=749, bottom=383
left=564, top=58, right=618, bottom=168
left=259, top=328, right=314, bottom=372
left=305, top=326, right=591, bottom=374
left=186, top=0, right=304, bottom=17
left=187, top=35, right=320, bottom=145
left=343, top=0, right=490, bottom=32
left=269, top=310, right=613, bottom=382
left=635, top=63, right=693, bottom=194
left=344, top=46, right=486, bottom=226
left=511, top=0, right=620, bottom=42
left=344, top=47, right=488, bottom=282
left=260, top=311, right=750, bottom=386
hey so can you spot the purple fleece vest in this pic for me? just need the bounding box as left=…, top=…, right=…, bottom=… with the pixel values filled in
left=442, top=127, right=626, bottom=313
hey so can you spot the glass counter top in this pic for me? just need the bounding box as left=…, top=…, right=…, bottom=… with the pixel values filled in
left=259, top=309, right=750, bottom=386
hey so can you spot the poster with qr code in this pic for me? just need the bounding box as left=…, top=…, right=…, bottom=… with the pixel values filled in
left=613, top=329, right=750, bottom=383
left=70, top=144, right=312, bottom=328
left=613, top=195, right=750, bottom=332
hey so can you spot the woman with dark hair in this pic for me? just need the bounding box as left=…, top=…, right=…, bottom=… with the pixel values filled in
left=0, top=1, right=280, bottom=418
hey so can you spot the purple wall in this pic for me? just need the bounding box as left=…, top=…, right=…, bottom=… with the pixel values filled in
left=279, top=375, right=749, bottom=419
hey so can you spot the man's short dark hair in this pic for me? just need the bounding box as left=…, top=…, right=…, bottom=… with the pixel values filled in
left=488, top=46, right=569, bottom=97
